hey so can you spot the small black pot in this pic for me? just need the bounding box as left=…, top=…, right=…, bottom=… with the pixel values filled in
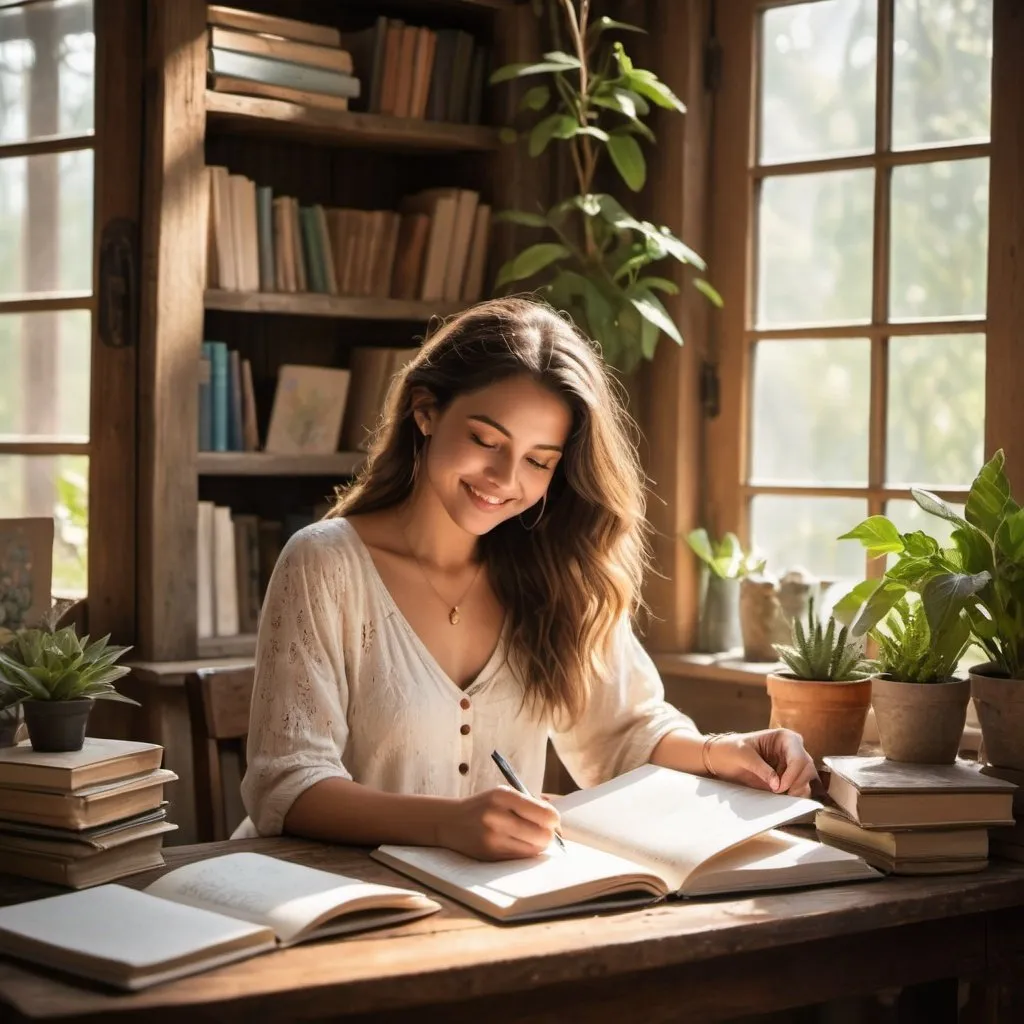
left=22, top=698, right=94, bottom=752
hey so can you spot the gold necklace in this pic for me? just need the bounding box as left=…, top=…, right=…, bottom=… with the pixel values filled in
left=402, top=525, right=483, bottom=625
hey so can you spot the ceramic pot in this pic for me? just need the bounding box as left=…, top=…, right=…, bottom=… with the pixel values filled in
left=870, top=673, right=970, bottom=764
left=22, top=698, right=93, bottom=752
left=970, top=664, right=1024, bottom=770
left=766, top=672, right=871, bottom=765
left=697, top=574, right=742, bottom=654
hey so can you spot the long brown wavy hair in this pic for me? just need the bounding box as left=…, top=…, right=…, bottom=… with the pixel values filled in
left=327, top=297, right=650, bottom=723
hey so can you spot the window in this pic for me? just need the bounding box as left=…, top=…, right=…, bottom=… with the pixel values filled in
left=0, top=0, right=95, bottom=597
left=708, top=0, right=993, bottom=589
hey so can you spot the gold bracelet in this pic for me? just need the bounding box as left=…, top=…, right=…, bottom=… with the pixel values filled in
left=701, top=732, right=736, bottom=778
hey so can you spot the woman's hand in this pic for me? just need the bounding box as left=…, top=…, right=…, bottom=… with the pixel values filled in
left=704, top=729, right=818, bottom=797
left=436, top=786, right=561, bottom=861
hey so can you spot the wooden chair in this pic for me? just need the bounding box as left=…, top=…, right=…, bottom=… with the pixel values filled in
left=185, top=667, right=254, bottom=842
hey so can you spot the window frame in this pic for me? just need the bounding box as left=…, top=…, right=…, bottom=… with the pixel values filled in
left=0, top=0, right=143, bottom=640
left=704, top=0, right=1013, bottom=591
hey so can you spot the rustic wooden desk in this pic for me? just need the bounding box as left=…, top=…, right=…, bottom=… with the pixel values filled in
left=1, top=838, right=1023, bottom=1023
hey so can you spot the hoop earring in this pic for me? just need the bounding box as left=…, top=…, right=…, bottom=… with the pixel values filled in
left=519, top=492, right=547, bottom=531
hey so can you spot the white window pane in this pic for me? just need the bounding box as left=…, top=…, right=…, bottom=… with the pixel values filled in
left=0, top=0, right=94, bottom=144
left=892, top=0, right=992, bottom=150
left=0, top=454, right=88, bottom=597
left=0, top=149, right=94, bottom=297
left=886, top=334, right=985, bottom=487
left=751, top=339, right=870, bottom=484
left=0, top=311, right=91, bottom=439
left=889, top=158, right=989, bottom=321
left=751, top=496, right=867, bottom=581
left=760, top=0, right=876, bottom=165
left=757, top=170, right=874, bottom=328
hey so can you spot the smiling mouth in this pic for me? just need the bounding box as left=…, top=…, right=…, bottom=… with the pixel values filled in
left=463, top=481, right=512, bottom=507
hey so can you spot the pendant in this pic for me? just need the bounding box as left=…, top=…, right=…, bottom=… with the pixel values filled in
left=449, top=607, right=461, bottom=625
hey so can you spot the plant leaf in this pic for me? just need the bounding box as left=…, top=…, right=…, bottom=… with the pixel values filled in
left=838, top=516, right=905, bottom=557
left=519, top=84, right=551, bottom=112
left=607, top=132, right=646, bottom=192
left=833, top=579, right=881, bottom=626
left=493, top=209, right=549, bottom=228
left=529, top=114, right=577, bottom=156
left=921, top=571, right=992, bottom=642
left=629, top=289, right=682, bottom=345
left=625, top=69, right=686, bottom=112
left=634, top=275, right=679, bottom=295
left=490, top=58, right=581, bottom=85
left=693, top=277, right=724, bottom=308
left=911, top=487, right=970, bottom=529
left=495, top=243, right=571, bottom=289
left=587, top=16, right=646, bottom=38
left=966, top=449, right=1015, bottom=537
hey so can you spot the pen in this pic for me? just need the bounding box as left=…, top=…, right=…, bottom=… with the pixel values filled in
left=491, top=750, right=567, bottom=852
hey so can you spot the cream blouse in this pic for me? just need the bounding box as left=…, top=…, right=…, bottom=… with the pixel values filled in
left=238, top=518, right=697, bottom=837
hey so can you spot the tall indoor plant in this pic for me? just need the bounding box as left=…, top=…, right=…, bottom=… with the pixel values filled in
left=489, top=0, right=721, bottom=372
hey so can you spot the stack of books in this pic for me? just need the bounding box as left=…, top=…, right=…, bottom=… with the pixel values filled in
left=207, top=6, right=360, bottom=112
left=980, top=763, right=1024, bottom=861
left=0, top=738, right=178, bottom=888
left=814, top=755, right=1017, bottom=875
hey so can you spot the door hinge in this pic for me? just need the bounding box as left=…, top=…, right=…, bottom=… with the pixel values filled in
left=700, top=360, right=720, bottom=418
left=98, top=217, right=139, bottom=350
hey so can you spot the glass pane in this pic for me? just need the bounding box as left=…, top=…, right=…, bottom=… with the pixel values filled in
left=0, top=149, right=94, bottom=297
left=886, top=334, right=985, bottom=487
left=889, top=158, right=989, bottom=321
left=892, top=0, right=993, bottom=150
left=0, top=0, right=94, bottom=145
left=751, top=339, right=870, bottom=484
left=885, top=498, right=964, bottom=552
left=756, top=170, right=874, bottom=327
left=760, top=0, right=877, bottom=164
left=0, top=311, right=91, bottom=439
left=750, top=496, right=867, bottom=581
left=0, top=454, right=88, bottom=597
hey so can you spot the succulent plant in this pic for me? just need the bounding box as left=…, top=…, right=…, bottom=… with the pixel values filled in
left=774, top=598, right=873, bottom=682
left=0, top=626, right=138, bottom=708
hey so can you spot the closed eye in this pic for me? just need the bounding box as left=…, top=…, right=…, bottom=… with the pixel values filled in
left=527, top=457, right=554, bottom=471
left=470, top=432, right=498, bottom=450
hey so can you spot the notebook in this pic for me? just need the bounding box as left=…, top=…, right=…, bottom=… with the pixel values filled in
left=0, top=852, right=442, bottom=990
left=373, top=765, right=879, bottom=922
left=0, top=738, right=164, bottom=793
left=824, top=756, right=1017, bottom=829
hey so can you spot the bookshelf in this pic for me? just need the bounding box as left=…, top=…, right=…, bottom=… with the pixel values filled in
left=138, top=0, right=546, bottom=664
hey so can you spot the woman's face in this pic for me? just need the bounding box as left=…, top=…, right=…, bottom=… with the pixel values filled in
left=414, top=374, right=573, bottom=535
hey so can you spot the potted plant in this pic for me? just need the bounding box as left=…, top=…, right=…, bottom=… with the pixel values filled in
left=865, top=597, right=971, bottom=764
left=488, top=1, right=721, bottom=373
left=768, top=599, right=874, bottom=765
left=685, top=529, right=764, bottom=653
left=0, top=626, right=137, bottom=752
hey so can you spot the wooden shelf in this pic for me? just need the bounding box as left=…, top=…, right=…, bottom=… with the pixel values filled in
left=650, top=651, right=779, bottom=688
left=197, top=452, right=365, bottom=476
left=197, top=634, right=258, bottom=659
left=205, top=91, right=502, bottom=153
left=204, top=289, right=463, bottom=322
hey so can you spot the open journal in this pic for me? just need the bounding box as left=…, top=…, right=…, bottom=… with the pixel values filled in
left=0, top=852, right=441, bottom=990
left=373, top=765, right=880, bottom=922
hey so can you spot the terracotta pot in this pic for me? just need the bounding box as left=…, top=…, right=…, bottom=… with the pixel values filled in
left=22, top=698, right=93, bottom=753
left=970, top=664, right=1024, bottom=770
left=766, top=672, right=872, bottom=765
left=870, top=673, right=970, bottom=764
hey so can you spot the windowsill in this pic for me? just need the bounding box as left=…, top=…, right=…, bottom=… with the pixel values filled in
left=649, top=650, right=781, bottom=688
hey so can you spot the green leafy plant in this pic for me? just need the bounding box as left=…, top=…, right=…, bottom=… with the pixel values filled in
left=837, top=450, right=1022, bottom=677
left=685, top=529, right=765, bottom=580
left=489, top=0, right=721, bottom=372
left=774, top=598, right=872, bottom=682
left=868, top=596, right=970, bottom=684
left=0, top=626, right=138, bottom=708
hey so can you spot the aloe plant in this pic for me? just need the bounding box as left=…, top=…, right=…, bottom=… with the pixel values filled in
left=489, top=0, right=721, bottom=372
left=0, top=626, right=137, bottom=707
left=774, top=599, right=873, bottom=682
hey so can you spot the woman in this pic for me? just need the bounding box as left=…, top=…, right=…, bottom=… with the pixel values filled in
left=239, top=297, right=817, bottom=860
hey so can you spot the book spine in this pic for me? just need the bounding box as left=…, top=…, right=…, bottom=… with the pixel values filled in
left=208, top=48, right=361, bottom=100
left=198, top=343, right=213, bottom=452
left=256, top=186, right=275, bottom=292
left=209, top=341, right=230, bottom=452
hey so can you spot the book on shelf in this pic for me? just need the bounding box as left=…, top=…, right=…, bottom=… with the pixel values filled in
left=824, top=756, right=1018, bottom=829
left=210, top=26, right=353, bottom=76
left=0, top=851, right=441, bottom=991
left=340, top=346, right=418, bottom=452
left=264, top=364, right=352, bottom=456
left=205, top=168, right=488, bottom=303
left=814, top=806, right=989, bottom=876
left=374, top=765, right=879, bottom=923
left=207, top=6, right=342, bottom=48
